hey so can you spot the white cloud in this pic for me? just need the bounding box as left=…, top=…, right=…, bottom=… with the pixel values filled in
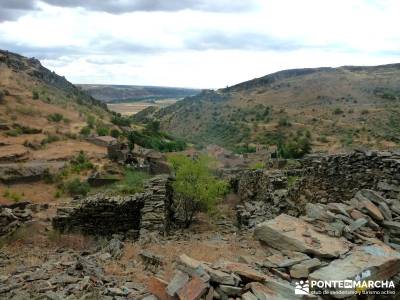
left=0, top=0, right=399, bottom=88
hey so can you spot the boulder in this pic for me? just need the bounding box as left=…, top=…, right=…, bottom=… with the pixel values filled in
left=254, top=214, right=350, bottom=258
left=177, top=276, right=208, bottom=300
left=309, top=244, right=400, bottom=297
left=289, top=258, right=321, bottom=278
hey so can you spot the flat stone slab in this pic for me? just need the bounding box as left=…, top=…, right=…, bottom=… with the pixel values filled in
left=310, top=244, right=400, bottom=283
left=254, top=214, right=350, bottom=258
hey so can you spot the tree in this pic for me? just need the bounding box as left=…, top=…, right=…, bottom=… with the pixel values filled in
left=168, top=154, right=228, bottom=227
left=146, top=120, right=160, bottom=133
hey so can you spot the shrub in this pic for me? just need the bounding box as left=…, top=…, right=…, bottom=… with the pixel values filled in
left=110, top=128, right=121, bottom=138
left=361, top=109, right=369, bottom=115
left=278, top=116, right=291, bottom=127
left=0, top=90, right=4, bottom=103
left=333, top=107, right=344, bottom=115
left=168, top=154, right=228, bottom=227
left=249, top=161, right=264, bottom=170
left=47, top=113, right=64, bottom=122
left=96, top=125, right=109, bottom=136
left=64, top=178, right=90, bottom=196
left=317, top=135, right=329, bottom=143
left=233, top=144, right=256, bottom=154
left=145, top=120, right=160, bottom=133
left=32, top=91, right=39, bottom=100
left=80, top=126, right=91, bottom=137
left=127, top=130, right=187, bottom=152
left=111, top=114, right=131, bottom=127
left=3, top=189, right=23, bottom=202
left=277, top=131, right=312, bottom=159
left=41, top=134, right=61, bottom=145
left=86, top=115, right=95, bottom=128
left=111, top=169, right=149, bottom=195
left=71, top=151, right=93, bottom=173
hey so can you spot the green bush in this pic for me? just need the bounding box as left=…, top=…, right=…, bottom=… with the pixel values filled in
left=32, top=91, right=39, bottom=100
left=41, top=134, right=61, bottom=145
left=47, top=113, right=64, bottom=122
left=64, top=178, right=90, bottom=196
left=111, top=169, right=149, bottom=195
left=233, top=144, right=256, bottom=154
left=333, top=107, right=344, bottom=115
left=40, top=134, right=61, bottom=146
left=277, top=131, right=312, bottom=159
left=3, top=190, right=23, bottom=202
left=168, top=154, right=228, bottom=227
left=86, top=115, right=95, bottom=128
left=70, top=151, right=93, bottom=173
left=278, top=116, right=291, bottom=127
left=80, top=126, right=91, bottom=137
left=145, top=120, right=160, bottom=133
left=111, top=114, right=131, bottom=127
left=96, top=126, right=109, bottom=136
left=127, top=130, right=186, bottom=152
left=110, top=128, right=121, bottom=138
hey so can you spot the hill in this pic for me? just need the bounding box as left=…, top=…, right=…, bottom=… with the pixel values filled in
left=77, top=84, right=200, bottom=103
left=0, top=49, right=117, bottom=203
left=134, top=64, right=400, bottom=154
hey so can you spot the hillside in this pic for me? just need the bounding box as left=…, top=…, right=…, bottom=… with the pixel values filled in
left=0, top=49, right=116, bottom=203
left=78, top=84, right=200, bottom=103
left=134, top=64, right=400, bottom=154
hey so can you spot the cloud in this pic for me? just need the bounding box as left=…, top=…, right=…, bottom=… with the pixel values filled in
left=185, top=32, right=301, bottom=51
left=40, top=0, right=259, bottom=13
left=0, top=0, right=38, bottom=21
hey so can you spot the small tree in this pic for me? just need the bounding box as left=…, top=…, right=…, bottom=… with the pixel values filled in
left=168, top=154, right=228, bottom=227
left=146, top=120, right=160, bottom=133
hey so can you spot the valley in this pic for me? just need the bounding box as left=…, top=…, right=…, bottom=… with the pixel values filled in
left=0, top=49, right=400, bottom=300
left=107, top=99, right=178, bottom=116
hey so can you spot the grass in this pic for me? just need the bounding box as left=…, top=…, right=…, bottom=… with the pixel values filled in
left=109, top=169, right=149, bottom=195
left=287, top=175, right=300, bottom=188
left=249, top=161, right=264, bottom=170
left=47, top=113, right=64, bottom=122
left=3, top=189, right=23, bottom=202
left=15, top=106, right=41, bottom=117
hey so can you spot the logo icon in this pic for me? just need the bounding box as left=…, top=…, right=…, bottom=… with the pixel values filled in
left=295, top=280, right=310, bottom=295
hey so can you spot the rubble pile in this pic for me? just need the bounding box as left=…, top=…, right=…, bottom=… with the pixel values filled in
left=0, top=238, right=147, bottom=300
left=146, top=253, right=308, bottom=300
left=301, top=189, right=400, bottom=250
left=0, top=202, right=34, bottom=237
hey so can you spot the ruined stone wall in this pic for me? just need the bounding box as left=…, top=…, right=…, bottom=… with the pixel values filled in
left=234, top=150, right=400, bottom=227
left=294, top=150, right=400, bottom=206
left=52, top=175, right=174, bottom=237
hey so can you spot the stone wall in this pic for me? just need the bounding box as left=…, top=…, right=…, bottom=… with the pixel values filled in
left=234, top=150, right=400, bottom=227
left=234, top=170, right=300, bottom=228
left=294, top=150, right=400, bottom=206
left=52, top=175, right=174, bottom=237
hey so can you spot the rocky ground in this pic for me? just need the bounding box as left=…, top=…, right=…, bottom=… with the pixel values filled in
left=1, top=150, right=400, bottom=299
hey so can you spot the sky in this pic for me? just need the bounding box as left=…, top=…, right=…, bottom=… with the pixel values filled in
left=0, top=0, right=399, bottom=89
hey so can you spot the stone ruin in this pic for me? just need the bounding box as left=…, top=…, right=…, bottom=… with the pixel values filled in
left=107, top=141, right=171, bottom=175
left=235, top=149, right=400, bottom=228
left=53, top=175, right=174, bottom=239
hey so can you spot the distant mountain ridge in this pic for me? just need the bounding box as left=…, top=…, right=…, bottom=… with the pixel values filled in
left=77, top=84, right=200, bottom=103
left=134, top=63, right=400, bottom=153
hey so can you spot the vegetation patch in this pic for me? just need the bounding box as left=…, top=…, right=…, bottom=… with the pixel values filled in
left=168, top=154, right=228, bottom=227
